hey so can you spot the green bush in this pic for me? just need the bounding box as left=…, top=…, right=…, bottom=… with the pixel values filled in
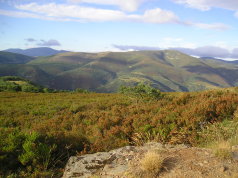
left=119, top=83, right=162, bottom=101
left=0, top=129, right=56, bottom=176
left=43, top=88, right=55, bottom=93
left=75, top=88, right=90, bottom=93
left=21, top=84, right=41, bottom=92
left=7, top=83, right=21, bottom=92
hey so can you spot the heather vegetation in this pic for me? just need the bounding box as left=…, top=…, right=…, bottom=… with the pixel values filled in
left=0, top=85, right=238, bottom=177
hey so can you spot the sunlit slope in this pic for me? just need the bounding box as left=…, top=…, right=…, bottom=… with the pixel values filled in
left=3, top=50, right=238, bottom=92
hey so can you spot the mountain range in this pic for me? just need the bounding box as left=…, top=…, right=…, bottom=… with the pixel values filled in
left=0, top=49, right=238, bottom=92
left=3, top=47, right=69, bottom=57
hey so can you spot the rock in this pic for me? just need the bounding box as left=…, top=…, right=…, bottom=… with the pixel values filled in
left=63, top=143, right=162, bottom=178
left=232, top=151, right=238, bottom=161
left=63, top=152, right=116, bottom=178
left=231, top=145, right=238, bottom=161
left=63, top=142, right=238, bottom=178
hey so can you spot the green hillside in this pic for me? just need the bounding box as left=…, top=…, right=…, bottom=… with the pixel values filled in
left=1, top=50, right=238, bottom=92
left=0, top=51, right=34, bottom=64
left=0, top=64, right=54, bottom=87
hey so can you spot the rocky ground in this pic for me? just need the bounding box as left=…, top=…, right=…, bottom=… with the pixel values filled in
left=63, top=142, right=238, bottom=178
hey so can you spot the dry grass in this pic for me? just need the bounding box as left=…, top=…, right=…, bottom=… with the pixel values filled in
left=198, top=114, right=238, bottom=160
left=140, top=151, right=165, bottom=177
left=131, top=132, right=158, bottom=146
left=211, top=140, right=232, bottom=160
left=125, top=151, right=167, bottom=178
left=140, top=151, right=164, bottom=175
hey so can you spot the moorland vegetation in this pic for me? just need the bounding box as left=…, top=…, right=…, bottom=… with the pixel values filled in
left=0, top=83, right=238, bottom=177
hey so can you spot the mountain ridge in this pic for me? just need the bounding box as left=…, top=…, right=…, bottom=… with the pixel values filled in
left=2, top=47, right=69, bottom=57
left=0, top=50, right=238, bottom=92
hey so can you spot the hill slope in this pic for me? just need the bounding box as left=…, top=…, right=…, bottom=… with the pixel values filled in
left=0, top=64, right=53, bottom=87
left=29, top=50, right=238, bottom=92
left=0, top=51, right=33, bottom=64
left=1, top=50, right=238, bottom=92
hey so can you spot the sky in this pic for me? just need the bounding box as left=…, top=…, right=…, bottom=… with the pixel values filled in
left=0, top=0, right=238, bottom=59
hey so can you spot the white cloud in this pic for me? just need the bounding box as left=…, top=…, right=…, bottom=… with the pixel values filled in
left=0, top=9, right=84, bottom=22
left=172, top=0, right=238, bottom=19
left=113, top=45, right=161, bottom=51
left=0, top=9, right=46, bottom=19
left=172, top=0, right=238, bottom=11
left=214, top=41, right=232, bottom=50
left=14, top=3, right=179, bottom=23
left=114, top=38, right=197, bottom=51
left=16, top=3, right=127, bottom=22
left=0, top=2, right=229, bottom=30
left=142, top=8, right=179, bottom=23
left=37, top=39, right=61, bottom=46
left=231, top=48, right=238, bottom=58
left=173, top=0, right=210, bottom=11
left=190, top=46, right=230, bottom=58
left=235, top=11, right=238, bottom=18
left=114, top=44, right=238, bottom=59
left=25, top=38, right=37, bottom=42
left=68, top=0, right=147, bottom=12
left=192, top=22, right=230, bottom=30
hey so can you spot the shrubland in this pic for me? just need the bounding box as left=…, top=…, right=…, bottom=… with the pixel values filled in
left=0, top=85, right=238, bottom=177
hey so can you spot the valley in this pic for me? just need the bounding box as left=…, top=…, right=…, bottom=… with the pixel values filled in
left=0, top=49, right=238, bottom=92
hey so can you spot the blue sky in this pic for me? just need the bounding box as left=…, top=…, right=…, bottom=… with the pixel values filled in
left=0, top=0, right=238, bottom=59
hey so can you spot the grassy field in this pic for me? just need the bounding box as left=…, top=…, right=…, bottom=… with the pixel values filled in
left=0, top=88, right=238, bottom=177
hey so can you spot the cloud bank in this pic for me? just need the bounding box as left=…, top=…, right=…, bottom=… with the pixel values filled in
left=25, top=38, right=37, bottom=42
left=37, top=39, right=61, bottom=47
left=113, top=45, right=238, bottom=59
left=172, top=0, right=238, bottom=18
left=0, top=2, right=229, bottom=30
left=24, top=38, right=61, bottom=47
left=172, top=0, right=238, bottom=11
left=15, top=3, right=179, bottom=24
left=68, top=0, right=147, bottom=12
left=113, top=45, right=161, bottom=51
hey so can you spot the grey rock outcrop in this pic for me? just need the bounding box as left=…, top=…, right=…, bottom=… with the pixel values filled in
left=63, top=152, right=116, bottom=178
left=63, top=143, right=187, bottom=178
left=63, top=143, right=238, bottom=178
left=232, top=145, right=238, bottom=161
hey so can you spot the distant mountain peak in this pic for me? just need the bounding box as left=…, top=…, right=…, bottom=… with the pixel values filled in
left=3, top=47, right=69, bottom=57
